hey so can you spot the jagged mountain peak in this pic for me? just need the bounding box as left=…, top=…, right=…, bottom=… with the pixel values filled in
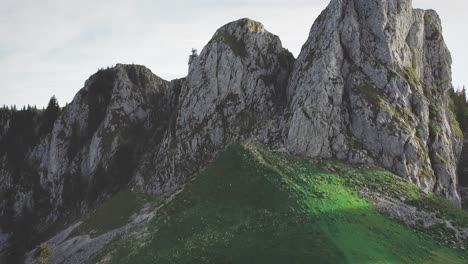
left=83, top=64, right=168, bottom=93
left=214, top=18, right=266, bottom=35
left=202, top=17, right=284, bottom=60
left=136, top=17, right=295, bottom=195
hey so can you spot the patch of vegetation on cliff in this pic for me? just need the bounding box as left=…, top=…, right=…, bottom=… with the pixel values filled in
left=211, top=30, right=247, bottom=58
left=35, top=243, right=52, bottom=264
left=419, top=164, right=435, bottom=178
left=403, top=66, right=420, bottom=86
left=450, top=111, right=463, bottom=140
left=239, top=18, right=263, bottom=32
left=354, top=83, right=412, bottom=130
left=355, top=82, right=385, bottom=108
left=91, top=143, right=468, bottom=264
left=428, top=23, right=443, bottom=41
left=449, top=87, right=468, bottom=134
left=386, top=65, right=423, bottom=91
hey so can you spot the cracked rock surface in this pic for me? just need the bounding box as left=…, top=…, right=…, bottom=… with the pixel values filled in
left=286, top=0, right=462, bottom=206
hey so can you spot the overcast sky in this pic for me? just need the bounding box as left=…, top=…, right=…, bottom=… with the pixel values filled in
left=1, top=0, right=467, bottom=108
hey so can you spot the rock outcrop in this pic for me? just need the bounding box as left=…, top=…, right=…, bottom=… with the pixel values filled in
left=0, top=64, right=169, bottom=261
left=0, top=0, right=463, bottom=261
left=134, top=19, right=294, bottom=194
left=286, top=0, right=462, bottom=206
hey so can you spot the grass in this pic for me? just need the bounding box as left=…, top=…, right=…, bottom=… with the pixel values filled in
left=89, top=143, right=468, bottom=264
left=36, top=243, right=52, bottom=264
left=71, top=189, right=160, bottom=238
left=240, top=19, right=263, bottom=32
left=403, top=66, right=419, bottom=86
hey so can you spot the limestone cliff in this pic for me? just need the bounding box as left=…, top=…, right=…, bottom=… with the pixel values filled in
left=134, top=18, right=294, bottom=194
left=0, top=64, right=169, bottom=260
left=286, top=0, right=462, bottom=205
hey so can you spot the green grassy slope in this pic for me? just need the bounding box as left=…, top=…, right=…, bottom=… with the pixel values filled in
left=90, top=143, right=468, bottom=264
left=71, top=189, right=160, bottom=238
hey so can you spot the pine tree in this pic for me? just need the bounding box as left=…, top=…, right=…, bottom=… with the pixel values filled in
left=188, top=48, right=198, bottom=67
left=40, top=95, right=61, bottom=135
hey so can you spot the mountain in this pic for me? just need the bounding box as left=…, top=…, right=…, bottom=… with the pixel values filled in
left=0, top=0, right=466, bottom=262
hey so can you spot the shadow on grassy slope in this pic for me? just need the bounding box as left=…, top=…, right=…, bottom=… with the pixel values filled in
left=89, top=143, right=468, bottom=264
left=70, top=190, right=160, bottom=238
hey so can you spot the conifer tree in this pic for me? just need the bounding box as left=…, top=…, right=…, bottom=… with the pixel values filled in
left=41, top=95, right=61, bottom=135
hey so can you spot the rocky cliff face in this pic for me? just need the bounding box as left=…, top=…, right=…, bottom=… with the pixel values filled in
left=0, top=64, right=169, bottom=260
left=286, top=0, right=462, bottom=206
left=0, top=0, right=463, bottom=261
left=134, top=19, right=294, bottom=194
left=32, top=64, right=170, bottom=215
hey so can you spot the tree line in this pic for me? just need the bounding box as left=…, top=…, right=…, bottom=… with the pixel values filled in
left=449, top=86, right=468, bottom=135
left=0, top=96, right=62, bottom=167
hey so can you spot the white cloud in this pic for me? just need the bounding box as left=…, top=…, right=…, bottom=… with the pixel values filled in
left=0, top=0, right=466, bottom=107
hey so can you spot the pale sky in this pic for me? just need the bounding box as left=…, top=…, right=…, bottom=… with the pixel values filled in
left=0, top=0, right=467, bottom=108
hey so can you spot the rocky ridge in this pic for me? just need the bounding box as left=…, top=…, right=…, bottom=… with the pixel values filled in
left=0, top=0, right=463, bottom=261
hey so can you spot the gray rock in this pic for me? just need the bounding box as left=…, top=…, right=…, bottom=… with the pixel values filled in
left=135, top=18, right=294, bottom=194
left=30, top=64, right=169, bottom=220
left=285, top=0, right=462, bottom=206
left=0, top=64, right=171, bottom=259
left=374, top=196, right=467, bottom=249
